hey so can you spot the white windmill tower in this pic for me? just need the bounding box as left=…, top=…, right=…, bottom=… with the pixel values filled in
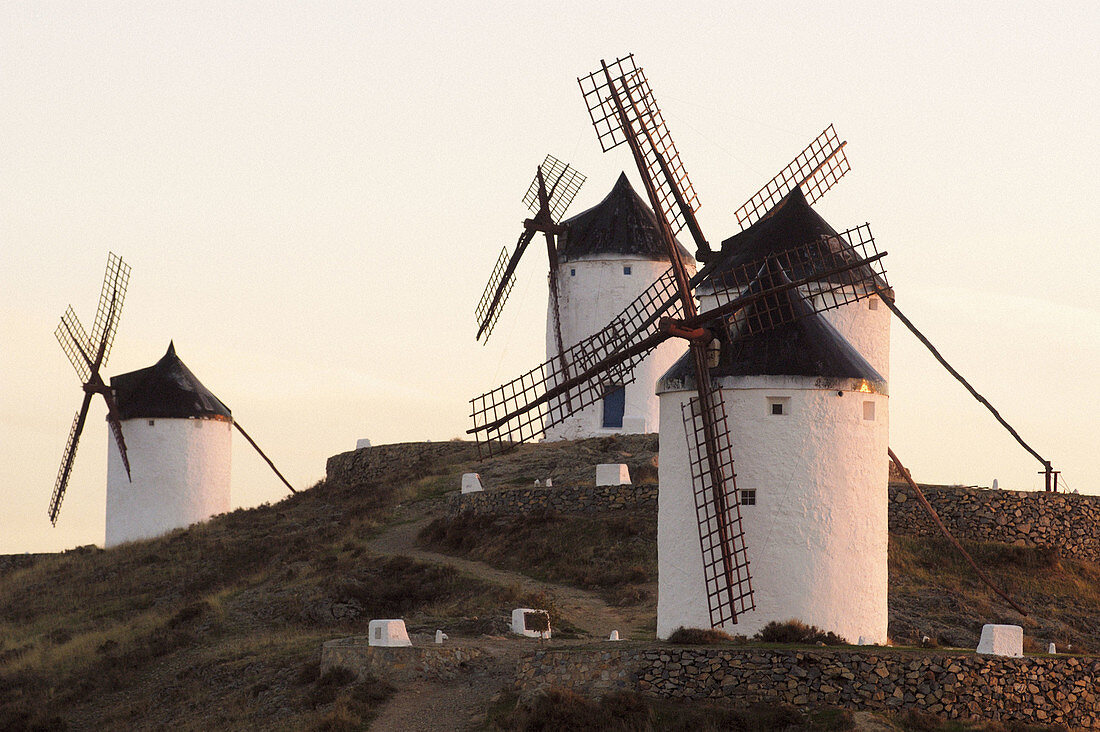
left=104, top=342, right=234, bottom=547
left=656, top=262, right=890, bottom=642
left=545, top=172, right=696, bottom=439
left=50, top=255, right=295, bottom=547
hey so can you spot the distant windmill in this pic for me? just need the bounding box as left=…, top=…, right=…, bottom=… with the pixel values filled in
left=51, top=253, right=296, bottom=544
left=50, top=252, right=132, bottom=525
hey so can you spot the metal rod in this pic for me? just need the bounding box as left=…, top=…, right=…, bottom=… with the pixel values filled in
left=878, top=293, right=1054, bottom=487
left=234, top=421, right=296, bottom=494
left=889, top=447, right=1027, bottom=616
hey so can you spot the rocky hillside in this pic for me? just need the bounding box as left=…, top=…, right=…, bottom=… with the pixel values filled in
left=0, top=436, right=1092, bottom=731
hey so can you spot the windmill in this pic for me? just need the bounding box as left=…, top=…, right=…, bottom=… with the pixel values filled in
left=50, top=252, right=132, bottom=525
left=51, top=253, right=296, bottom=542
left=474, top=154, right=587, bottom=359
left=469, top=55, right=887, bottom=630
left=470, top=55, right=1043, bottom=636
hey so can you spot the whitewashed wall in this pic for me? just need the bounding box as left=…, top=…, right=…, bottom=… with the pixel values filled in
left=545, top=254, right=694, bottom=440
left=656, top=375, right=889, bottom=643
left=105, top=416, right=232, bottom=548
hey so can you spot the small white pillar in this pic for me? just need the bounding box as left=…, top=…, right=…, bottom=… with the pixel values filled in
left=608, top=630, right=621, bottom=641
left=368, top=619, right=412, bottom=647
left=533, top=479, right=541, bottom=487
left=511, top=608, right=551, bottom=639
left=1048, top=642, right=1056, bottom=654
left=356, top=438, right=372, bottom=450
left=544, top=478, right=552, bottom=487
left=976, top=624, right=1023, bottom=657
left=596, top=464, right=631, bottom=486
left=435, top=630, right=448, bottom=645
left=992, top=478, right=999, bottom=490
left=461, top=473, right=484, bottom=494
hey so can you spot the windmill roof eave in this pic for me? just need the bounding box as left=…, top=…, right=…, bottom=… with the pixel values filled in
left=559, top=172, right=694, bottom=263
left=110, top=342, right=232, bottom=421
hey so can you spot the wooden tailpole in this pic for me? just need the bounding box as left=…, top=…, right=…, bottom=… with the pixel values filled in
left=888, top=447, right=1026, bottom=616
left=235, top=421, right=296, bottom=494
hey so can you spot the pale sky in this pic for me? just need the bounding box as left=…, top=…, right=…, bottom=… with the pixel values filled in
left=2, top=1, right=1097, bottom=554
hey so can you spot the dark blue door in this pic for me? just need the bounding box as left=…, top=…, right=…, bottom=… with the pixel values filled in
left=602, top=385, right=625, bottom=428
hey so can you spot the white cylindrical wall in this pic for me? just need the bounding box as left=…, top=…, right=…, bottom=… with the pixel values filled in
left=544, top=255, right=693, bottom=440
left=656, top=375, right=889, bottom=643
left=698, top=287, right=891, bottom=381
left=105, top=416, right=232, bottom=548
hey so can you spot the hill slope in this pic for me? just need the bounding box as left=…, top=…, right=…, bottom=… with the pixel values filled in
left=0, top=436, right=1094, bottom=730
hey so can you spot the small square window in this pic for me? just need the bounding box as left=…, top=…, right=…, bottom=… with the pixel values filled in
left=868, top=298, right=879, bottom=311
left=771, top=403, right=783, bottom=415
left=147, top=419, right=155, bottom=427
left=863, top=400, right=876, bottom=421
left=767, top=396, right=790, bottom=416
left=623, top=266, right=632, bottom=275
left=570, top=268, right=576, bottom=276
left=740, top=490, right=756, bottom=506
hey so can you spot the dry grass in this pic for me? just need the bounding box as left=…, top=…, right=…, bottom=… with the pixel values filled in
left=419, top=510, right=656, bottom=606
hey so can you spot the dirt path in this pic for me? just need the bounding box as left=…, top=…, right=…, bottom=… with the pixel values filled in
left=369, top=516, right=650, bottom=639
left=364, top=509, right=654, bottom=731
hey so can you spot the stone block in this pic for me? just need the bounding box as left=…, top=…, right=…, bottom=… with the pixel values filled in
left=461, top=473, right=484, bottom=494
left=356, top=438, right=371, bottom=450
left=596, top=464, right=631, bottom=487
left=976, top=624, right=1023, bottom=657
left=512, top=608, right=551, bottom=639
left=368, top=619, right=412, bottom=647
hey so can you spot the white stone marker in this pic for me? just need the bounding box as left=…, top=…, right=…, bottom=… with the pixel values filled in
left=368, top=619, right=412, bottom=647
left=596, top=464, right=631, bottom=486
left=511, top=608, right=551, bottom=639
left=1048, top=642, right=1056, bottom=654
left=976, top=624, right=1023, bottom=657
left=544, top=478, right=552, bottom=487
left=356, top=438, right=372, bottom=450
left=435, top=630, right=448, bottom=645
left=608, top=630, right=621, bottom=641
left=461, top=473, right=484, bottom=494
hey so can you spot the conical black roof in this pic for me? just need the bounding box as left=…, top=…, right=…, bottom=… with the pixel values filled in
left=111, top=342, right=232, bottom=420
left=557, top=172, right=693, bottom=262
left=698, top=187, right=887, bottom=293
left=660, top=261, right=884, bottom=386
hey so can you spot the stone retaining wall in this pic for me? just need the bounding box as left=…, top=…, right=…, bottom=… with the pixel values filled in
left=325, top=442, right=477, bottom=488
left=447, top=484, right=657, bottom=517
left=517, top=646, right=1100, bottom=728
left=321, top=637, right=485, bottom=681
left=889, top=483, right=1100, bottom=561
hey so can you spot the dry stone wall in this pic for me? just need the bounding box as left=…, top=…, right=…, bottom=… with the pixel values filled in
left=517, top=646, right=1100, bottom=728
left=447, top=484, right=657, bottom=517
left=325, top=442, right=477, bottom=487
left=889, top=483, right=1100, bottom=561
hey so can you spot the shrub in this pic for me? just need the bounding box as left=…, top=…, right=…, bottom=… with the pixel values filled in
left=754, top=619, right=847, bottom=646
left=666, top=627, right=741, bottom=645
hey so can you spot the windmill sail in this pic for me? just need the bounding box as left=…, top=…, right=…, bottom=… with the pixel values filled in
left=475, top=156, right=586, bottom=342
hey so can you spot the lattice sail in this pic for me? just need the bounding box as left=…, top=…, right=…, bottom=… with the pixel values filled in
left=578, top=55, right=700, bottom=239
left=56, top=306, right=93, bottom=382
left=88, top=252, right=130, bottom=367
left=733, top=125, right=850, bottom=230
left=470, top=266, right=685, bottom=455
left=474, top=242, right=522, bottom=341
left=49, top=392, right=93, bottom=525
left=522, top=155, right=587, bottom=221
left=704, top=224, right=888, bottom=335
left=682, top=386, right=754, bottom=627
